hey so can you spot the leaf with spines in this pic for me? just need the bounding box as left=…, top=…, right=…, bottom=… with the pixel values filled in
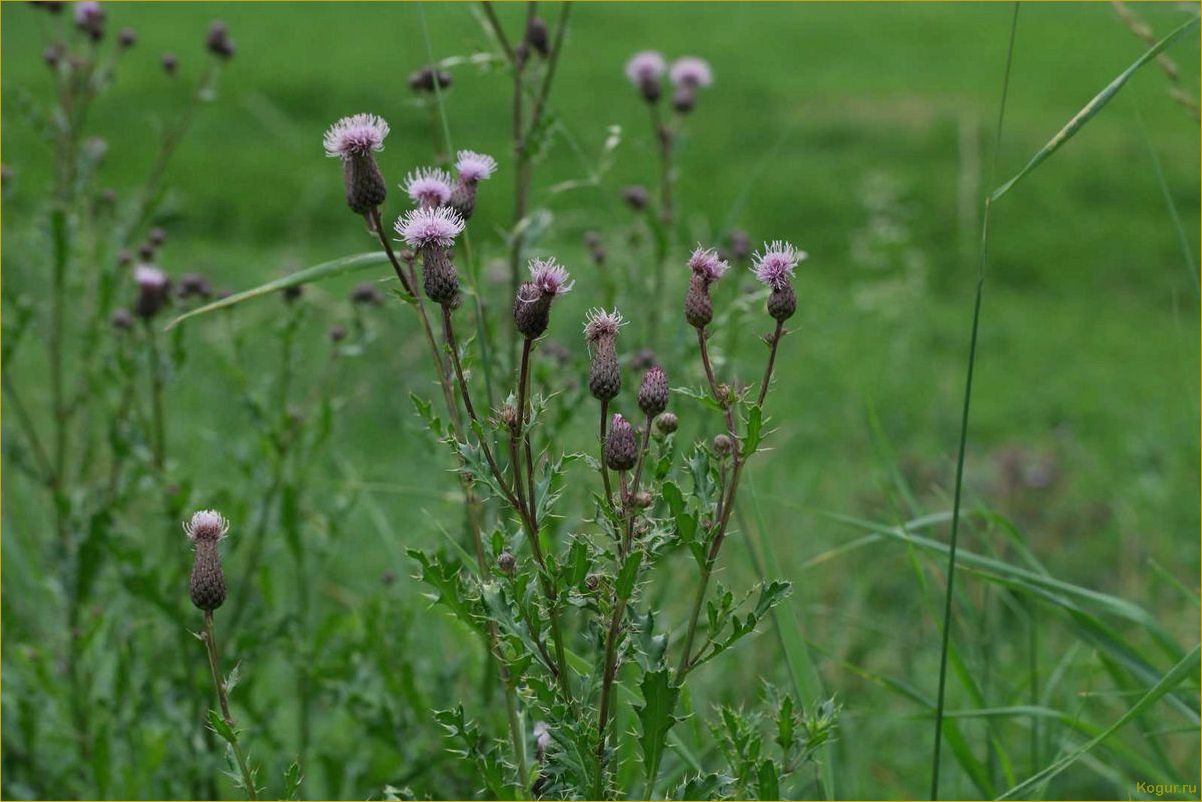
left=636, top=668, right=681, bottom=791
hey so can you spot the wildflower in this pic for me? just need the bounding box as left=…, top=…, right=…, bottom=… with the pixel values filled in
left=133, top=264, right=171, bottom=319
left=184, top=510, right=230, bottom=611
left=670, top=57, right=713, bottom=90
left=161, top=52, right=178, bottom=75
left=449, top=150, right=497, bottom=219
left=177, top=272, right=213, bottom=301
left=526, top=16, right=550, bottom=57
left=514, top=258, right=573, bottom=339
left=404, top=166, right=453, bottom=209
left=205, top=20, right=235, bottom=60
left=684, top=246, right=730, bottom=329
left=622, top=185, right=649, bottom=211
left=604, top=414, right=638, bottom=471
left=498, top=550, right=517, bottom=576
left=396, top=206, right=465, bottom=305
left=324, top=113, right=390, bottom=217
left=117, top=27, right=136, bottom=49
left=74, top=1, right=104, bottom=41
left=407, top=65, right=452, bottom=94
left=753, top=240, right=806, bottom=322
left=637, top=365, right=669, bottom=419
left=350, top=282, right=384, bottom=306
left=625, top=50, right=666, bottom=103
left=584, top=308, right=623, bottom=402
left=655, top=411, right=678, bottom=435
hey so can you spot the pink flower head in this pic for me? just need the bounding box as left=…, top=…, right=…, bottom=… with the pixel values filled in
left=670, top=57, right=713, bottom=89
left=403, top=166, right=454, bottom=207
left=455, top=150, right=497, bottom=183
left=323, top=113, right=390, bottom=159
left=611, top=412, right=629, bottom=430
left=184, top=509, right=229, bottom=543
left=583, top=307, right=625, bottom=344
left=753, top=240, right=807, bottom=289
left=395, top=206, right=465, bottom=249
left=75, top=1, right=103, bottom=27
left=688, top=245, right=729, bottom=282
left=134, top=264, right=169, bottom=290
left=625, top=50, right=667, bottom=86
left=528, top=257, right=574, bottom=297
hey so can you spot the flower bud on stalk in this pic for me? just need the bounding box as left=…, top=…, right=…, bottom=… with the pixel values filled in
left=184, top=510, right=230, bottom=611
left=323, top=113, right=390, bottom=218
left=205, top=20, right=235, bottom=60
left=604, top=414, right=638, bottom=471
left=637, top=365, right=669, bottom=419
left=74, top=1, right=105, bottom=42
left=669, top=56, right=713, bottom=114
left=684, top=246, right=730, bottom=329
left=449, top=150, right=497, bottom=220
left=514, top=258, right=573, bottom=339
left=584, top=308, right=624, bottom=401
left=498, top=550, right=517, bottom=576
left=752, top=240, right=806, bottom=322
left=655, top=412, right=678, bottom=435
left=525, top=16, right=550, bottom=58
left=395, top=206, right=466, bottom=305
left=625, top=51, right=667, bottom=104
left=134, top=265, right=171, bottom=320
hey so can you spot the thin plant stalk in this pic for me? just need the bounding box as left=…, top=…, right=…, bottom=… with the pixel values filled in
left=201, top=611, right=258, bottom=800
left=930, top=6, right=1019, bottom=798
left=144, top=321, right=167, bottom=470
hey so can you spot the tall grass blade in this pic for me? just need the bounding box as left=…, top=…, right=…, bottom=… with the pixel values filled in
left=931, top=5, right=1019, bottom=798
left=990, top=13, right=1200, bottom=202
left=165, top=251, right=389, bottom=330
left=1133, top=100, right=1199, bottom=296
left=996, top=644, right=1201, bottom=800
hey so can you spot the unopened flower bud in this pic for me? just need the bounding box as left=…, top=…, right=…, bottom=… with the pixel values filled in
left=514, top=258, right=572, bottom=339
left=328, top=324, right=347, bottom=343
left=117, top=248, right=133, bottom=267
left=282, top=284, right=303, bottom=303
left=498, top=550, right=517, bottom=576
left=672, top=86, right=696, bottom=114
left=177, top=272, right=212, bottom=301
left=205, top=21, right=235, bottom=60
left=43, top=42, right=64, bottom=68
left=584, top=308, right=623, bottom=401
left=499, top=403, right=520, bottom=432
left=604, top=414, right=638, bottom=471
left=655, top=412, right=678, bottom=434
left=729, top=229, right=751, bottom=261
left=408, top=65, right=452, bottom=93
left=117, top=27, right=136, bottom=49
left=637, top=365, right=669, bottom=418
left=161, top=52, right=178, bottom=75
left=712, top=433, right=733, bottom=457
left=350, top=282, right=384, bottom=306
left=633, top=490, right=653, bottom=509
left=622, top=185, right=649, bottom=211
left=525, top=16, right=549, bottom=57
left=184, top=510, right=229, bottom=611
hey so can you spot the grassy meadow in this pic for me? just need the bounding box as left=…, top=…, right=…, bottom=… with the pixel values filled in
left=2, top=2, right=1200, bottom=799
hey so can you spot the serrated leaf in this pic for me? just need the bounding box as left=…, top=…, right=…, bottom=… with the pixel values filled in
left=616, top=550, right=643, bottom=600
left=742, top=405, right=764, bottom=458
left=636, top=668, right=681, bottom=788
left=207, top=709, right=237, bottom=745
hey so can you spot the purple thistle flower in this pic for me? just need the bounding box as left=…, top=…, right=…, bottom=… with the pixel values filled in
left=527, top=258, right=574, bottom=298
left=323, top=114, right=390, bottom=160
left=455, top=150, right=497, bottom=183
left=583, top=307, right=624, bottom=345
left=74, top=1, right=104, bottom=40
left=670, top=57, right=713, bottom=89
left=184, top=509, right=229, bottom=543
left=134, top=264, right=169, bottom=292
left=625, top=50, right=666, bottom=85
left=688, top=245, right=729, bottom=283
left=403, top=166, right=454, bottom=208
left=753, top=240, right=806, bottom=290
left=395, top=206, right=465, bottom=249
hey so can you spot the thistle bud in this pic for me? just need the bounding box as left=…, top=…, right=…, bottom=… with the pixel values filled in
left=350, top=282, right=384, bottom=306
left=43, top=42, right=64, bottom=68
left=684, top=246, right=730, bottom=329
left=637, top=365, right=669, bottom=419
left=525, top=16, right=549, bottom=57
left=604, top=414, right=638, bottom=471
left=514, top=258, right=573, bottom=339
left=74, top=1, right=105, bottom=42
left=498, top=550, right=517, bottom=576
left=712, top=433, right=733, bottom=457
left=328, top=324, right=347, bottom=343
left=622, top=185, right=649, bottom=211
left=728, top=229, right=751, bottom=261
left=584, top=308, right=623, bottom=402
left=626, top=51, right=666, bottom=104
left=282, top=284, right=303, bottom=304
left=117, top=27, right=136, bottom=49
left=672, top=86, right=696, bottom=114
left=161, top=52, right=178, bottom=75
left=324, top=114, right=390, bottom=216
left=633, top=490, right=653, bottom=509
left=184, top=510, right=230, bottom=611
left=205, top=20, right=235, bottom=60
left=498, top=403, right=520, bottom=432
left=585, top=573, right=601, bottom=591
left=655, top=412, right=678, bottom=435
left=408, top=65, right=452, bottom=94
left=133, top=265, right=171, bottom=320
left=177, top=272, right=212, bottom=301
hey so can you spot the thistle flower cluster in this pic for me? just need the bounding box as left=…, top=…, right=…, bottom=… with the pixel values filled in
left=625, top=50, right=714, bottom=112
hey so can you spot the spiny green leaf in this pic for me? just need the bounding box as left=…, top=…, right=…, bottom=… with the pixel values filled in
left=636, top=668, right=681, bottom=787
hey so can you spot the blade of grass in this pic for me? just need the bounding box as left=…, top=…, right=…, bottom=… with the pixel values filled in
left=932, top=6, right=1019, bottom=797
left=990, top=13, right=1200, bottom=202
left=165, top=251, right=389, bottom=330
left=741, top=471, right=837, bottom=800
left=996, top=644, right=1201, bottom=800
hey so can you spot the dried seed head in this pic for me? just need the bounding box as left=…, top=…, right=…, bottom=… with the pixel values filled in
left=205, top=20, right=235, bottom=60
left=350, top=282, right=384, bottom=306
left=498, top=550, right=517, bottom=576
left=185, top=510, right=229, bottom=611
left=670, top=57, right=713, bottom=89
left=604, top=414, right=638, bottom=471
left=752, top=240, right=805, bottom=290
left=134, top=264, right=171, bottom=319
left=403, top=166, right=453, bottom=208
left=625, top=50, right=666, bottom=103
left=622, top=185, right=649, bottom=211
left=655, top=411, right=678, bottom=435
left=712, top=433, right=733, bottom=457
left=637, top=365, right=669, bottom=418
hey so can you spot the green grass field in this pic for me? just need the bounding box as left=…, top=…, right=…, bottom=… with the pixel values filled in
left=2, top=2, right=1199, bottom=799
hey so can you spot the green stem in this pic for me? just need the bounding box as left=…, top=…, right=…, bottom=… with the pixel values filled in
left=202, top=611, right=258, bottom=800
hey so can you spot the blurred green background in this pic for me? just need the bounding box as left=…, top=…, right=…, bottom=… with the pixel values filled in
left=2, top=2, right=1199, bottom=799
